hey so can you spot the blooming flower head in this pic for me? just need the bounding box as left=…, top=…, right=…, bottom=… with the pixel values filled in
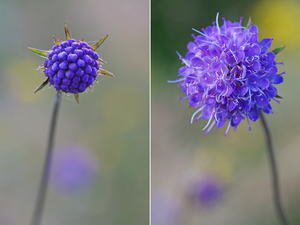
left=170, top=13, right=285, bottom=135
left=29, top=24, right=114, bottom=103
left=190, top=175, right=223, bottom=207
left=52, top=144, right=99, bottom=193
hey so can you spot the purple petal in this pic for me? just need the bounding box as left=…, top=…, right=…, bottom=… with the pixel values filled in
left=259, top=38, right=273, bottom=54
left=235, top=33, right=246, bottom=49
left=255, top=94, right=269, bottom=107
left=248, top=44, right=261, bottom=57
left=270, top=75, right=283, bottom=84
left=248, top=108, right=259, bottom=121
left=187, top=42, right=198, bottom=52
left=231, top=113, right=242, bottom=126
left=191, top=57, right=205, bottom=68
left=250, top=25, right=258, bottom=34
left=202, top=106, right=213, bottom=120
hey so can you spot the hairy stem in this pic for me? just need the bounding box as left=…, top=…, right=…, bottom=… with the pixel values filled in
left=259, top=110, right=290, bottom=225
left=30, top=91, right=62, bottom=225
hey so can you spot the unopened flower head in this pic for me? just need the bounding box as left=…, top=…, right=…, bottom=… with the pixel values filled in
left=29, top=24, right=114, bottom=104
left=170, top=13, right=285, bottom=135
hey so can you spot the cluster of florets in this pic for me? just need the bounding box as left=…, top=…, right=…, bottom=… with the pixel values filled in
left=170, top=14, right=285, bottom=135
left=29, top=24, right=114, bottom=103
left=44, top=39, right=99, bottom=93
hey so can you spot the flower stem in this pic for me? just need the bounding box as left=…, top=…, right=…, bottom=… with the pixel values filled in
left=30, top=91, right=62, bottom=225
left=259, top=110, right=290, bottom=225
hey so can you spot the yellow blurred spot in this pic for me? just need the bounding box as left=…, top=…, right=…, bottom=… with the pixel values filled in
left=7, top=58, right=45, bottom=103
left=192, top=148, right=234, bottom=183
left=80, top=128, right=125, bottom=172
left=251, top=0, right=300, bottom=48
left=101, top=84, right=148, bottom=132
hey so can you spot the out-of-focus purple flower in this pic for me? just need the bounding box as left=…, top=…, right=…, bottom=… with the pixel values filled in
left=170, top=13, right=285, bottom=135
left=29, top=24, right=114, bottom=104
left=190, top=175, right=223, bottom=207
left=52, top=144, right=99, bottom=193
left=151, top=190, right=181, bottom=225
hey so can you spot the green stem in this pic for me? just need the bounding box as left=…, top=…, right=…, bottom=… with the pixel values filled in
left=30, top=91, right=62, bottom=225
left=259, top=110, right=290, bottom=225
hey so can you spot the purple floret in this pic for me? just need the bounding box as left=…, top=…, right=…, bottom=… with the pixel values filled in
left=44, top=40, right=100, bottom=93
left=171, top=13, right=284, bottom=135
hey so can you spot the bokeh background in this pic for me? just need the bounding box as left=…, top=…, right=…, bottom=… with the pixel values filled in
left=152, top=0, right=300, bottom=224
left=0, top=0, right=149, bottom=225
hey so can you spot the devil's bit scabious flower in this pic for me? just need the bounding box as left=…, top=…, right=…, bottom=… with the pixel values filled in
left=29, top=24, right=114, bottom=104
left=170, top=13, right=285, bottom=135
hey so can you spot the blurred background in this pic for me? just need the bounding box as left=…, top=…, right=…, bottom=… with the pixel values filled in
left=152, top=0, right=300, bottom=225
left=0, top=0, right=149, bottom=225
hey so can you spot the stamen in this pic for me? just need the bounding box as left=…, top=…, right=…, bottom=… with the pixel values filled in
left=167, top=78, right=185, bottom=83
left=191, top=105, right=205, bottom=123
left=192, top=28, right=210, bottom=39
left=205, top=120, right=216, bottom=134
left=216, top=12, right=221, bottom=34
left=224, top=120, right=231, bottom=136
left=246, top=115, right=251, bottom=131
left=178, top=96, right=190, bottom=100
left=202, top=112, right=214, bottom=131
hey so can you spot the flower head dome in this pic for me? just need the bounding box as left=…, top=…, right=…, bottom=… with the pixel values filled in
left=29, top=24, right=114, bottom=103
left=170, top=13, right=285, bottom=135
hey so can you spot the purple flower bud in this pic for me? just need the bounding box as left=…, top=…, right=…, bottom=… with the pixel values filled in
left=71, top=83, right=79, bottom=89
left=76, top=68, right=84, bottom=77
left=87, top=76, right=94, bottom=86
left=91, top=67, right=97, bottom=76
left=54, top=47, right=62, bottom=54
left=52, top=45, right=59, bottom=50
left=30, top=24, right=114, bottom=95
left=61, top=84, right=69, bottom=91
left=43, top=60, right=48, bottom=67
left=58, top=52, right=68, bottom=61
left=47, top=60, right=53, bottom=67
left=84, top=65, right=92, bottom=74
left=67, top=53, right=77, bottom=63
left=77, top=59, right=85, bottom=68
left=78, top=83, right=87, bottom=92
left=80, top=42, right=88, bottom=48
left=57, top=69, right=65, bottom=79
left=52, top=54, right=58, bottom=62
left=62, top=78, right=71, bottom=85
left=59, top=61, right=68, bottom=70
left=82, top=48, right=89, bottom=55
left=74, top=49, right=83, bottom=58
left=48, top=51, right=54, bottom=58
left=65, top=70, right=75, bottom=79
left=48, top=69, right=56, bottom=77
left=65, top=46, right=73, bottom=54
left=68, top=39, right=76, bottom=44
left=73, top=76, right=80, bottom=83
left=81, top=74, right=89, bottom=83
left=71, top=42, right=80, bottom=49
left=69, top=63, right=78, bottom=72
left=53, top=76, right=61, bottom=85
left=93, top=53, right=99, bottom=60
left=52, top=62, right=60, bottom=72
left=61, top=41, right=70, bottom=48
left=69, top=88, right=77, bottom=93
left=54, top=84, right=61, bottom=90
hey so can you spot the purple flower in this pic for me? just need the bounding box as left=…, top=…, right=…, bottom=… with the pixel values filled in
left=170, top=13, right=285, bottom=135
left=190, top=175, right=223, bottom=207
left=52, top=144, right=99, bottom=194
left=29, top=24, right=114, bottom=104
